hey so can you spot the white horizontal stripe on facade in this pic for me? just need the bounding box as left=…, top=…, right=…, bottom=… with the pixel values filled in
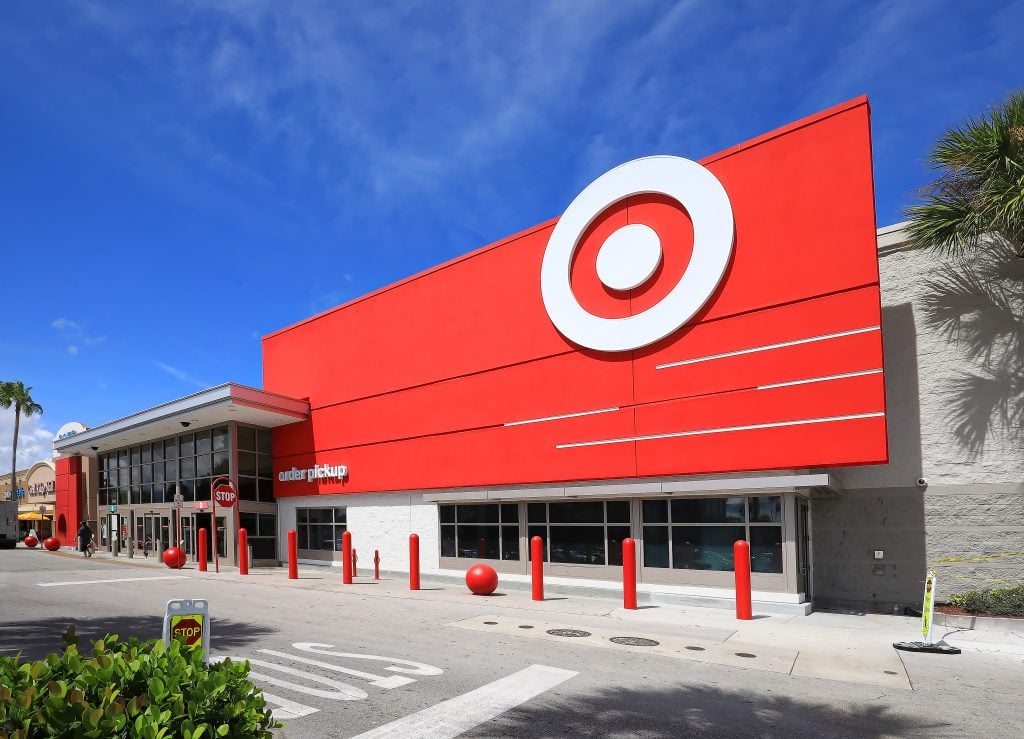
left=555, top=411, right=885, bottom=449
left=756, top=368, right=883, bottom=390
left=655, top=325, right=881, bottom=370
left=504, top=406, right=620, bottom=427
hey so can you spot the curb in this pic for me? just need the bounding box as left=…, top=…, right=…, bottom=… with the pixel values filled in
left=936, top=612, right=1024, bottom=634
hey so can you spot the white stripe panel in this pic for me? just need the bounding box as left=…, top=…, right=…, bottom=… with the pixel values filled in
left=504, top=407, right=619, bottom=427
left=655, top=325, right=881, bottom=370
left=353, top=663, right=578, bottom=739
left=556, top=411, right=885, bottom=449
left=757, top=368, right=882, bottom=390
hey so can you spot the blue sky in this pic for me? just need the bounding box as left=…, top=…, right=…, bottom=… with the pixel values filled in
left=1, top=0, right=1021, bottom=464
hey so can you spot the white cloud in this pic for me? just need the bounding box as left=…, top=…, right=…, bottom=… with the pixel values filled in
left=153, top=361, right=208, bottom=388
left=0, top=407, right=55, bottom=468
left=51, top=318, right=80, bottom=331
left=67, top=345, right=79, bottom=355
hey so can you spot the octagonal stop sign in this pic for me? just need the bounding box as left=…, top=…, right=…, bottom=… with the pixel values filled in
left=170, top=615, right=204, bottom=646
left=213, top=482, right=237, bottom=508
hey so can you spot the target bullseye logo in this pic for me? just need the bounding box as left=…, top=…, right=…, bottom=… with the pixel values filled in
left=541, top=156, right=735, bottom=352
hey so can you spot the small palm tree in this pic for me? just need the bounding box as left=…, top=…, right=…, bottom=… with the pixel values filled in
left=0, top=382, right=44, bottom=499
left=906, top=90, right=1024, bottom=258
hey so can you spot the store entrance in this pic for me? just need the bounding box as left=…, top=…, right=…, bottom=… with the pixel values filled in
left=186, top=512, right=227, bottom=564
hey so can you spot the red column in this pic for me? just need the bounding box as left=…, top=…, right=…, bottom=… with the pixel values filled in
left=734, top=540, right=752, bottom=620
left=531, top=536, right=544, bottom=601
left=238, top=528, right=249, bottom=576
left=622, top=538, right=637, bottom=609
left=342, top=531, right=353, bottom=584
left=409, top=533, right=420, bottom=590
left=288, top=529, right=298, bottom=579
left=198, top=527, right=208, bottom=573
left=374, top=549, right=380, bottom=580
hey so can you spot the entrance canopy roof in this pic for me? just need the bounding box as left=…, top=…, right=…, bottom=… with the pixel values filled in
left=53, top=383, right=309, bottom=457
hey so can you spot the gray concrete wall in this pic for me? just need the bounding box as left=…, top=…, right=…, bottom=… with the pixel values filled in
left=814, top=225, right=1024, bottom=610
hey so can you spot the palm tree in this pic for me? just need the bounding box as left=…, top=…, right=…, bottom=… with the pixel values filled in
left=906, top=90, right=1024, bottom=258
left=0, top=382, right=44, bottom=500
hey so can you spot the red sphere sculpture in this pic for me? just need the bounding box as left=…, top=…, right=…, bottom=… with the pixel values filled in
left=43, top=537, right=60, bottom=552
left=162, top=546, right=186, bottom=569
left=465, top=564, right=499, bottom=595
left=23, top=535, right=38, bottom=548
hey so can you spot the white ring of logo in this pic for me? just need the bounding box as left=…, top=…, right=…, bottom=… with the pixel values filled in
left=540, top=156, right=734, bottom=352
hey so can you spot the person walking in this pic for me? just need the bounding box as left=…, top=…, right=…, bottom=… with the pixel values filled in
left=77, top=521, right=93, bottom=558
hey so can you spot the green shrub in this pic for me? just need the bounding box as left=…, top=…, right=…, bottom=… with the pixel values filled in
left=0, top=627, right=279, bottom=739
left=948, top=584, right=1024, bottom=617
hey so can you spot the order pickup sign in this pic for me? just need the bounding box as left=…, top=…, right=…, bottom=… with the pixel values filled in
left=163, top=599, right=210, bottom=662
left=213, top=482, right=237, bottom=508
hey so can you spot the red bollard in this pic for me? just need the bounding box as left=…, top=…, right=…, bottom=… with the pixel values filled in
left=374, top=549, right=380, bottom=580
left=352, top=548, right=358, bottom=578
left=342, top=531, right=352, bottom=584
left=531, top=536, right=544, bottom=601
left=409, top=533, right=420, bottom=590
left=288, top=529, right=298, bottom=579
left=622, top=538, right=637, bottom=609
left=734, top=540, right=753, bottom=620
left=238, top=528, right=249, bottom=576
left=198, top=527, right=208, bottom=573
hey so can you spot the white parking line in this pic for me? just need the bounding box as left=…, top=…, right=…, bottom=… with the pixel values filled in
left=352, top=664, right=578, bottom=739
left=38, top=575, right=190, bottom=587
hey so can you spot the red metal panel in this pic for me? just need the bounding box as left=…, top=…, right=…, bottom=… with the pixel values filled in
left=53, top=456, right=81, bottom=546
left=265, top=97, right=887, bottom=495
left=274, top=350, right=635, bottom=456
left=274, top=408, right=637, bottom=497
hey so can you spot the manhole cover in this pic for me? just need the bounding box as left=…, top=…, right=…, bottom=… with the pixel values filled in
left=483, top=621, right=498, bottom=625
left=685, top=646, right=706, bottom=651
left=609, top=637, right=660, bottom=647
left=735, top=652, right=757, bottom=658
left=546, top=629, right=592, bottom=638
left=518, top=625, right=534, bottom=629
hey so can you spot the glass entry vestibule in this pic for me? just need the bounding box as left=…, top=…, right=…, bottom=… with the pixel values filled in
left=438, top=492, right=808, bottom=593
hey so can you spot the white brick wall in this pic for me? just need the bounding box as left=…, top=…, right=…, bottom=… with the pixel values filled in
left=276, top=493, right=440, bottom=572
left=833, top=226, right=1024, bottom=489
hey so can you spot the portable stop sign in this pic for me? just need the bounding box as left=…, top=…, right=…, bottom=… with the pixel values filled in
left=162, top=598, right=210, bottom=662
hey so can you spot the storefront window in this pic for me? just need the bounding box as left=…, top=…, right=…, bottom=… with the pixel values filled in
left=439, top=503, right=519, bottom=561
left=527, top=501, right=633, bottom=566
left=642, top=496, right=783, bottom=573
left=296, top=507, right=346, bottom=551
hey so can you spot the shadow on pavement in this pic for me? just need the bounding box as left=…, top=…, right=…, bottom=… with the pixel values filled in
left=0, top=614, right=277, bottom=661
left=470, top=684, right=945, bottom=738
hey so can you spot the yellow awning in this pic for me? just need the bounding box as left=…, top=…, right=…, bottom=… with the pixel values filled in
left=18, top=512, right=50, bottom=521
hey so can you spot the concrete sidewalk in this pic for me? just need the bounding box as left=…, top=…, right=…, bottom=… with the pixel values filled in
left=41, top=546, right=1024, bottom=684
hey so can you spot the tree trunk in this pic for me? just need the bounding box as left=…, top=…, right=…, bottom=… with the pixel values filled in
left=10, top=403, right=19, bottom=503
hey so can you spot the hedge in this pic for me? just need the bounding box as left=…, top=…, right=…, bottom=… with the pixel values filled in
left=0, top=627, right=279, bottom=739
left=948, top=584, right=1024, bottom=617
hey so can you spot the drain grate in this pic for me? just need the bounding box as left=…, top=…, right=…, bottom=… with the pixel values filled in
left=685, top=646, right=706, bottom=651
left=735, top=652, right=757, bottom=658
left=609, top=636, right=659, bottom=647
left=546, top=629, right=592, bottom=638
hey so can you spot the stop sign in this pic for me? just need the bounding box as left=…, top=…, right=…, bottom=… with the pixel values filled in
left=213, top=483, right=237, bottom=507
left=170, top=615, right=204, bottom=646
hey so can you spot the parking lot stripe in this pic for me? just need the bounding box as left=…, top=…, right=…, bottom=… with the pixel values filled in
left=352, top=663, right=578, bottom=738
left=37, top=575, right=190, bottom=587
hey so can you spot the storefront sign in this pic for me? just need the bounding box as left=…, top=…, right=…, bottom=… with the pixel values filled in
left=278, top=464, right=348, bottom=483
left=55, top=421, right=88, bottom=441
